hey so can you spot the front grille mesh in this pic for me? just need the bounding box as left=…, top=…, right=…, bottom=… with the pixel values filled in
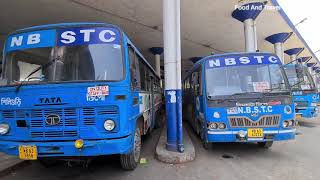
left=295, top=101, right=308, bottom=107
left=1, top=106, right=119, bottom=139
left=228, top=115, right=281, bottom=128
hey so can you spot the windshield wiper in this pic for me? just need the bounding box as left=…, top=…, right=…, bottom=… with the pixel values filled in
left=15, top=56, right=61, bottom=93
left=209, top=92, right=264, bottom=103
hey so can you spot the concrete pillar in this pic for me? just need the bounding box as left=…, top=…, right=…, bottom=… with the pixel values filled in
left=150, top=47, right=164, bottom=87
left=232, top=2, right=266, bottom=52
left=284, top=48, right=304, bottom=64
left=163, top=0, right=183, bottom=152
left=265, top=32, right=293, bottom=63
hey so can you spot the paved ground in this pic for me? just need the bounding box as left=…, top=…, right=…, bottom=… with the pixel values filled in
left=2, top=118, right=320, bottom=180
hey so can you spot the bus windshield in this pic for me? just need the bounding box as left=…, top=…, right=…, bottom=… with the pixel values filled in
left=2, top=44, right=123, bottom=85
left=205, top=64, right=289, bottom=97
left=284, top=64, right=315, bottom=91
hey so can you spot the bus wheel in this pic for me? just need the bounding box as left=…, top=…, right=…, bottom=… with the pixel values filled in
left=258, top=141, right=273, bottom=148
left=120, top=127, right=141, bottom=170
left=202, top=141, right=212, bottom=150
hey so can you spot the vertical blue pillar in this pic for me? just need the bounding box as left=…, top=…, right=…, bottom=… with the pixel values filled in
left=163, top=0, right=184, bottom=152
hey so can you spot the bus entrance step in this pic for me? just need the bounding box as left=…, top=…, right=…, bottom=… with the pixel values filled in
left=155, top=126, right=195, bottom=164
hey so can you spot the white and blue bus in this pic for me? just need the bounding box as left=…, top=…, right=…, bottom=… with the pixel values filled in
left=183, top=52, right=296, bottom=149
left=284, top=64, right=318, bottom=119
left=0, top=23, right=162, bottom=170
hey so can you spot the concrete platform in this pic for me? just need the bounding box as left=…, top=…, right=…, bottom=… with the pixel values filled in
left=155, top=126, right=195, bottom=164
left=0, top=153, right=26, bottom=176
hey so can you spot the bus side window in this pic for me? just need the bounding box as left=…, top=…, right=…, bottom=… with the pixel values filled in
left=129, top=46, right=140, bottom=90
left=192, top=67, right=201, bottom=96
left=139, top=58, right=146, bottom=91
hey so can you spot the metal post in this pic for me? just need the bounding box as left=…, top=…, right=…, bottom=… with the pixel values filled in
left=163, top=0, right=183, bottom=152
left=244, top=18, right=256, bottom=52
left=274, top=42, right=284, bottom=63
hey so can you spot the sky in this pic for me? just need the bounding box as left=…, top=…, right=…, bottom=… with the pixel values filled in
left=277, top=0, right=320, bottom=59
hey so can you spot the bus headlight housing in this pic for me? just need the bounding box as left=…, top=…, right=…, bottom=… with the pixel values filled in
left=282, top=121, right=289, bottom=128
left=311, top=102, right=317, bottom=107
left=104, top=120, right=115, bottom=131
left=0, top=124, right=9, bottom=135
left=208, top=122, right=218, bottom=130
left=218, top=123, right=226, bottom=129
left=284, top=105, right=292, bottom=114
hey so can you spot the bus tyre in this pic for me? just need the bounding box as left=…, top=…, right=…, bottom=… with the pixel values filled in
left=258, top=141, right=273, bottom=148
left=202, top=141, right=212, bottom=150
left=120, top=127, right=141, bottom=170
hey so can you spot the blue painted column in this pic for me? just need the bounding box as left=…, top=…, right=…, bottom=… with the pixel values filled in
left=163, top=0, right=184, bottom=152
left=265, top=32, right=293, bottom=63
left=232, top=2, right=266, bottom=52
left=284, top=48, right=304, bottom=64
left=150, top=47, right=164, bottom=87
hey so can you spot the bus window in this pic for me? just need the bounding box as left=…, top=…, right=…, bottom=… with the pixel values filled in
left=129, top=46, right=140, bottom=90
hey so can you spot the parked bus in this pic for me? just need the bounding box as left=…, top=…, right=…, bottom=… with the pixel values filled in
left=284, top=64, right=318, bottom=119
left=183, top=52, right=296, bottom=149
left=0, top=23, right=162, bottom=170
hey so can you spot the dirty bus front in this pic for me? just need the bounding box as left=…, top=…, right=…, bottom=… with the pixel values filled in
left=0, top=23, right=162, bottom=170
left=183, top=53, right=296, bottom=149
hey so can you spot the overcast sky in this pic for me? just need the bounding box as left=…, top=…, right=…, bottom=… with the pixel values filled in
left=277, top=0, right=320, bottom=59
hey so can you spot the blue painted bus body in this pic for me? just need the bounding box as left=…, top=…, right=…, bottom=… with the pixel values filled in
left=183, top=53, right=296, bottom=145
left=284, top=64, right=318, bottom=119
left=0, top=23, right=162, bottom=160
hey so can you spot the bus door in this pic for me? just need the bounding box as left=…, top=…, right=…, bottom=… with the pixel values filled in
left=191, top=67, right=203, bottom=134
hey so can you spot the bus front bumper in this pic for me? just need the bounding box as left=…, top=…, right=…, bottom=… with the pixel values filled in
left=207, top=129, right=296, bottom=142
left=0, top=134, right=133, bottom=158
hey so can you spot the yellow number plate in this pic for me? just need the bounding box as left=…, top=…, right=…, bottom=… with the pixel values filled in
left=296, top=114, right=302, bottom=120
left=248, top=128, right=264, bottom=138
left=19, top=145, right=37, bottom=160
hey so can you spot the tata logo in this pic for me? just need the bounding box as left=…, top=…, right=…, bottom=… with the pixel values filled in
left=40, top=97, right=62, bottom=104
left=207, top=55, right=280, bottom=68
left=45, top=114, right=61, bottom=126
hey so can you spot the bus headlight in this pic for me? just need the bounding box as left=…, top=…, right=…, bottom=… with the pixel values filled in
left=282, top=121, right=289, bottom=128
left=288, top=120, right=293, bottom=127
left=218, top=123, right=226, bottom=129
left=213, top=112, right=221, bottom=118
left=208, top=122, right=218, bottom=130
left=0, top=124, right=9, bottom=135
left=284, top=105, right=292, bottom=114
left=311, top=102, right=317, bottom=107
left=104, top=120, right=115, bottom=131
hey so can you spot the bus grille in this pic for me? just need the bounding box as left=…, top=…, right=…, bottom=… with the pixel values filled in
left=295, top=101, right=308, bottom=108
left=228, top=115, right=281, bottom=128
left=1, top=106, right=119, bottom=138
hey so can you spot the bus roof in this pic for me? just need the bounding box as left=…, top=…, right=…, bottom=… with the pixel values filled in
left=8, top=22, right=122, bottom=36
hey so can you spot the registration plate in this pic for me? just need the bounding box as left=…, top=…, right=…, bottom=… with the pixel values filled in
left=296, top=114, right=302, bottom=120
left=19, top=145, right=37, bottom=160
left=248, top=128, right=264, bottom=138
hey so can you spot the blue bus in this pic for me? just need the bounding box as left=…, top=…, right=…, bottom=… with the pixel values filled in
left=183, top=52, right=296, bottom=149
left=0, top=23, right=162, bottom=170
left=284, top=64, right=318, bottom=119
